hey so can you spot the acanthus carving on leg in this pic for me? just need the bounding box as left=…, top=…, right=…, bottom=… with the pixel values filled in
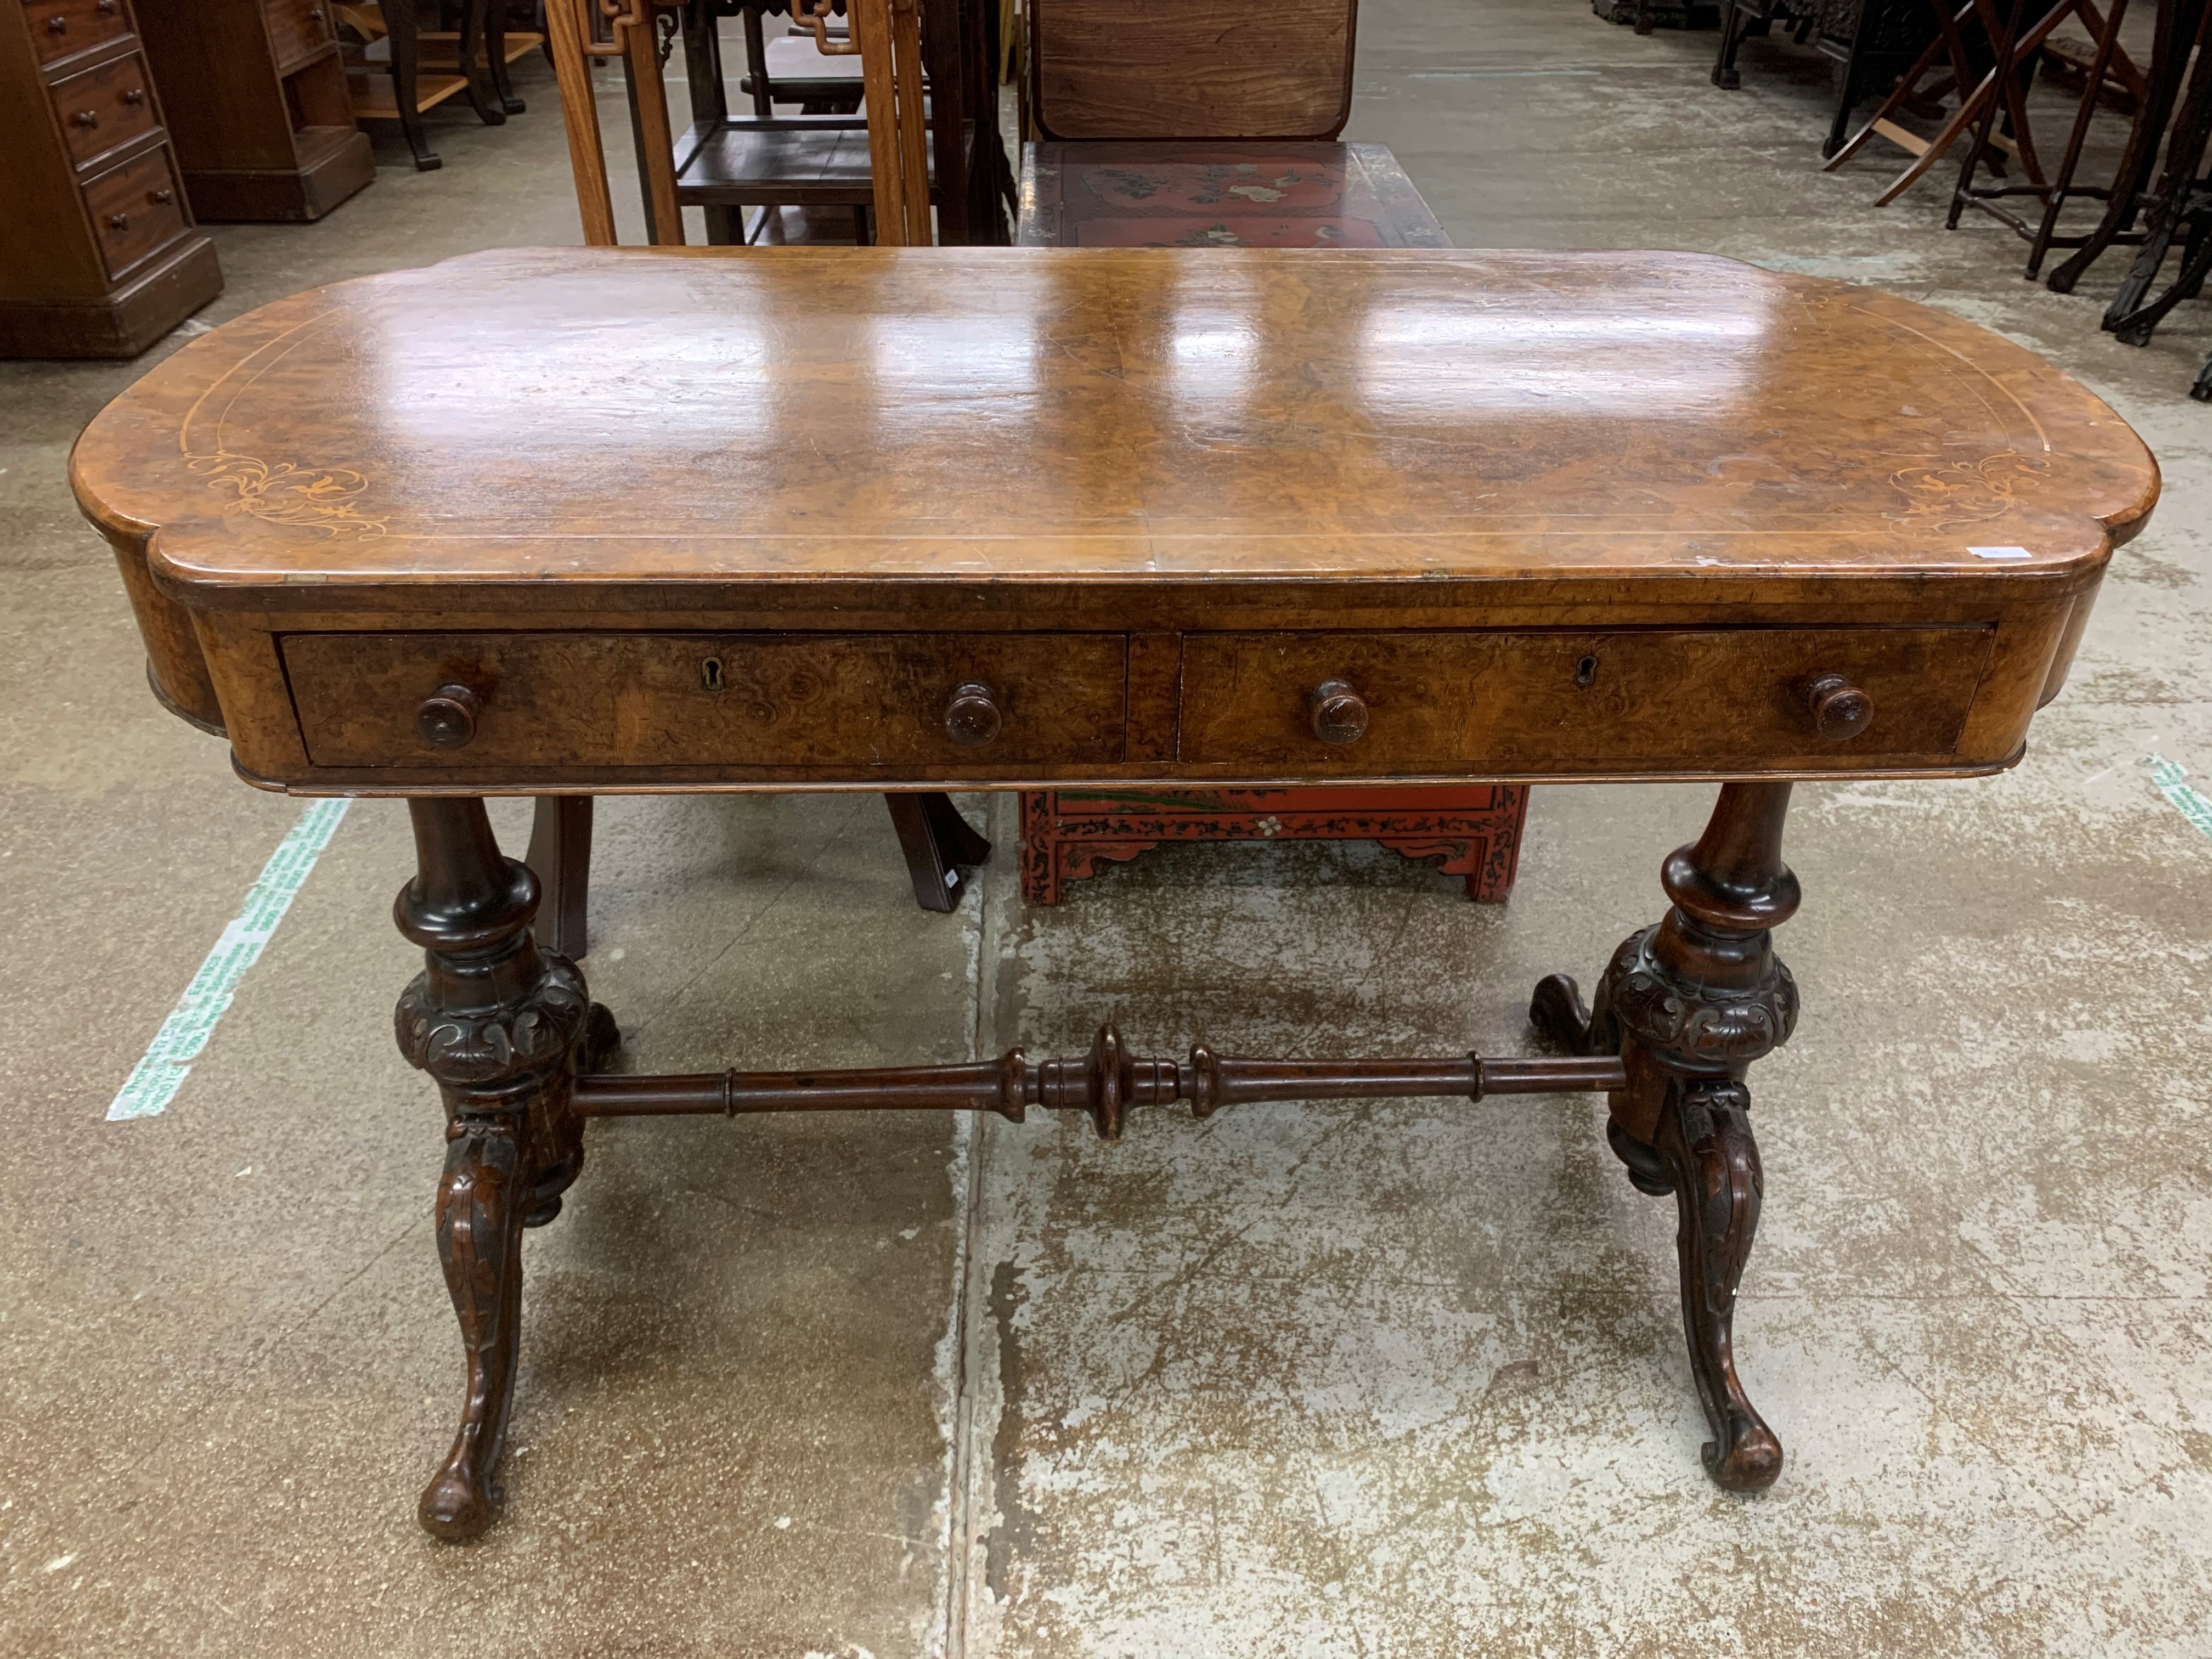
left=1656, top=1076, right=1781, bottom=1491
left=1531, top=781, right=1798, bottom=1492
left=395, top=797, right=602, bottom=1541
left=420, top=1118, right=525, bottom=1541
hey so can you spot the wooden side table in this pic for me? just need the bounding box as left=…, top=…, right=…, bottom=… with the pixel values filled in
left=74, top=246, right=2160, bottom=1541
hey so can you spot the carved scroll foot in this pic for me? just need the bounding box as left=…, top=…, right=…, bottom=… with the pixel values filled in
left=1534, top=782, right=1799, bottom=1491
left=420, top=1120, right=526, bottom=1541
left=396, top=798, right=594, bottom=1541
left=1656, top=1079, right=1782, bottom=1491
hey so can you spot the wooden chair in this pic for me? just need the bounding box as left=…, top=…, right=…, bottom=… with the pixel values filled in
left=532, top=0, right=979, bottom=949
left=1027, top=0, right=1356, bottom=140
left=546, top=0, right=929, bottom=244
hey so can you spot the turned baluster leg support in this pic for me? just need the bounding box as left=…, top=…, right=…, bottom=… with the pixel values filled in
left=1531, top=781, right=1798, bottom=1491
left=394, top=797, right=617, bottom=1541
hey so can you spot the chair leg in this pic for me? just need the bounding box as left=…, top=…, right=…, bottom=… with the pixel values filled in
left=2047, top=0, right=2210, bottom=292
left=2192, top=346, right=2212, bottom=401
left=459, top=0, right=508, bottom=125
left=524, top=795, right=594, bottom=960
left=2111, top=213, right=2212, bottom=343
left=1712, top=3, right=1747, bottom=89
left=885, top=792, right=991, bottom=913
left=487, top=0, right=525, bottom=114
left=382, top=0, right=442, bottom=170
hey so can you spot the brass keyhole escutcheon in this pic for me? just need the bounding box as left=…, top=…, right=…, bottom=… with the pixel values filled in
left=1575, top=654, right=1599, bottom=689
left=701, top=657, right=725, bottom=692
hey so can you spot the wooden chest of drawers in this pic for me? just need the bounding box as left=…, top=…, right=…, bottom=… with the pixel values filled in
left=133, top=0, right=374, bottom=223
left=0, top=0, right=220, bottom=356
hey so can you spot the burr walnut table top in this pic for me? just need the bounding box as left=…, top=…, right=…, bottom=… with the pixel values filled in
left=71, top=245, right=2159, bottom=792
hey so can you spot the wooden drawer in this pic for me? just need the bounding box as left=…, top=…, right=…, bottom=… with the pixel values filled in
left=49, top=48, right=156, bottom=169
left=82, top=144, right=187, bottom=279
left=281, top=632, right=1131, bottom=771
left=23, top=0, right=131, bottom=66
left=261, top=0, right=334, bottom=71
left=1176, top=628, right=1996, bottom=772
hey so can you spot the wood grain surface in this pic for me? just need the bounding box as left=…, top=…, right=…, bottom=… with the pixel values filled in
left=1030, top=0, right=1357, bottom=140
left=68, top=244, right=2160, bottom=789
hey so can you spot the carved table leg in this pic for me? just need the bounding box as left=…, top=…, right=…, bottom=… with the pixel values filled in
left=1531, top=781, right=1798, bottom=1492
left=394, top=797, right=601, bottom=1541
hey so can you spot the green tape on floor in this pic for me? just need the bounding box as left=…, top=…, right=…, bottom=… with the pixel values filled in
left=2147, top=755, right=2212, bottom=842
left=106, top=799, right=352, bottom=1122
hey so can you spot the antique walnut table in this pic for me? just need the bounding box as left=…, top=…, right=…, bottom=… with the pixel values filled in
left=72, top=246, right=2158, bottom=1539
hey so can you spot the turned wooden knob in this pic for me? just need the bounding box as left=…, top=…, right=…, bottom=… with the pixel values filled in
left=416, top=684, right=483, bottom=748
left=107, top=212, right=128, bottom=229
left=943, top=681, right=1002, bottom=748
left=75, top=109, right=99, bottom=127
left=123, top=87, right=144, bottom=104
left=1804, top=672, right=1872, bottom=741
left=1308, top=678, right=1369, bottom=746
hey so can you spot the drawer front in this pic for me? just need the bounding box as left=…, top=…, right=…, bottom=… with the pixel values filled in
left=49, top=49, right=156, bottom=168
left=82, top=144, right=186, bottom=278
left=282, top=632, right=1131, bottom=771
left=24, top=0, right=131, bottom=66
left=262, top=0, right=335, bottom=70
left=1177, top=628, right=1995, bottom=772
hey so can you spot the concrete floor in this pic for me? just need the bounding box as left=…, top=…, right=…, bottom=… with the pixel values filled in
left=3, top=2, right=2210, bottom=1654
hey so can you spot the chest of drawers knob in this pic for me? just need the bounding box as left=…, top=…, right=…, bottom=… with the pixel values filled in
left=75, top=109, right=99, bottom=127
left=1308, top=678, right=1370, bottom=746
left=943, top=680, right=1002, bottom=748
left=1805, top=672, right=1874, bottom=741
left=416, top=684, right=484, bottom=749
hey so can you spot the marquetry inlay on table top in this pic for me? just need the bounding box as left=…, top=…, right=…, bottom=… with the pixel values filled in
left=72, top=246, right=2157, bottom=794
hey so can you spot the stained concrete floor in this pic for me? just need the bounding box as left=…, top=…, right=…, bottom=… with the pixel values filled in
left=3, top=2, right=2210, bottom=1655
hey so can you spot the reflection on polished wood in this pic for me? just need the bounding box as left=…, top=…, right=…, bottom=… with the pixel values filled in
left=73, top=246, right=2155, bottom=792
left=74, top=245, right=2159, bottom=1537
